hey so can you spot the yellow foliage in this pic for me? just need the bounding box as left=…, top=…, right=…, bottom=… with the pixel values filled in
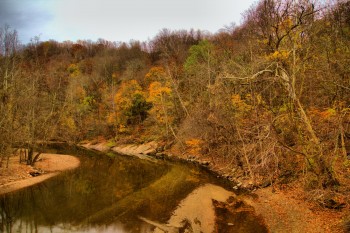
left=231, top=94, right=253, bottom=117
left=147, top=81, right=173, bottom=124
left=279, top=18, right=293, bottom=31
left=185, top=138, right=203, bottom=156
left=262, top=39, right=269, bottom=45
left=107, top=112, right=116, bottom=125
left=118, top=124, right=127, bottom=133
left=145, top=66, right=166, bottom=82
left=75, top=86, right=86, bottom=99
left=114, top=80, right=143, bottom=109
left=309, top=101, right=350, bottom=122
left=112, top=72, right=120, bottom=80
left=333, top=101, right=348, bottom=111
left=266, top=50, right=290, bottom=61
left=67, top=64, right=80, bottom=77
left=61, top=116, right=76, bottom=131
left=147, top=81, right=172, bottom=102
left=322, top=108, right=336, bottom=119
left=245, top=93, right=265, bottom=106
left=309, top=107, right=337, bottom=121
left=113, top=80, right=145, bottom=126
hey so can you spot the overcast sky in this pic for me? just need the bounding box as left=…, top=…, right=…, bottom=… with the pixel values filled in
left=0, top=0, right=256, bottom=45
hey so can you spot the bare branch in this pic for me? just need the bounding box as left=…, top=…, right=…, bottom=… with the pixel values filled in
left=221, top=69, right=274, bottom=81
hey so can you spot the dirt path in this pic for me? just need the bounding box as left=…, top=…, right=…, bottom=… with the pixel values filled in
left=244, top=187, right=345, bottom=233
left=0, top=153, right=80, bottom=195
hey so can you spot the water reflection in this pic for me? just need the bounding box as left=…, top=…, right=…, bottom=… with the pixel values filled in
left=8, top=220, right=130, bottom=233
left=0, top=148, right=214, bottom=233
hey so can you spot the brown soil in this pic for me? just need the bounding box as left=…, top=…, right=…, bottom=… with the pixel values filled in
left=244, top=186, right=346, bottom=233
left=0, top=153, right=80, bottom=195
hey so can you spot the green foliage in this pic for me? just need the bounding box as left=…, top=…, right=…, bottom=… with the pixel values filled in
left=106, top=152, right=116, bottom=158
left=80, top=96, right=95, bottom=112
left=184, top=40, right=213, bottom=73
left=127, top=92, right=152, bottom=124
left=106, top=139, right=116, bottom=148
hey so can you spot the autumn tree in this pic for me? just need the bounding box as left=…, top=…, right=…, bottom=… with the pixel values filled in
left=184, top=40, right=216, bottom=105
left=110, top=80, right=151, bottom=133
left=226, top=0, right=343, bottom=187
left=0, top=25, right=20, bottom=166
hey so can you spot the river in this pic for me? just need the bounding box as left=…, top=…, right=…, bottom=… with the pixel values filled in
left=0, top=144, right=267, bottom=233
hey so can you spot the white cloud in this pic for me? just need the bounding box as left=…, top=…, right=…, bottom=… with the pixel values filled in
left=3, top=0, right=257, bottom=44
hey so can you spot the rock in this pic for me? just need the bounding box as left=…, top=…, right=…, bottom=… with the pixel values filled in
left=323, top=198, right=346, bottom=209
left=111, top=143, right=158, bottom=163
left=156, top=146, right=164, bottom=152
left=111, top=141, right=158, bottom=156
left=81, top=142, right=110, bottom=152
left=188, top=155, right=196, bottom=160
left=260, top=180, right=271, bottom=188
left=29, top=171, right=41, bottom=177
left=200, top=160, right=210, bottom=166
left=155, top=153, right=166, bottom=159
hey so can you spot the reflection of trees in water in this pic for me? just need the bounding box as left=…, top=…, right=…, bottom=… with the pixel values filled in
left=0, top=150, right=204, bottom=232
left=0, top=145, right=235, bottom=233
left=0, top=197, right=12, bottom=233
left=0, top=187, right=40, bottom=233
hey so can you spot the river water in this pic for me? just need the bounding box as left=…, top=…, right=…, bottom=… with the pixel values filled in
left=0, top=145, right=267, bottom=233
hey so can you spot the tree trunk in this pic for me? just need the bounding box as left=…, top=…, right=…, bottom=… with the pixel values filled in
left=279, top=69, right=338, bottom=187
left=27, top=147, right=33, bottom=165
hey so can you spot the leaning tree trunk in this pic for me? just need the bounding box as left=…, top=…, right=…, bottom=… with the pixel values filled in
left=279, top=69, right=338, bottom=187
left=26, top=146, right=42, bottom=166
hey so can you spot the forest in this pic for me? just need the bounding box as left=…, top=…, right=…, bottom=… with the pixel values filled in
left=0, top=0, right=349, bottom=203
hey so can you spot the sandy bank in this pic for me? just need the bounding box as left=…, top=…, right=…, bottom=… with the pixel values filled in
left=0, top=153, right=80, bottom=195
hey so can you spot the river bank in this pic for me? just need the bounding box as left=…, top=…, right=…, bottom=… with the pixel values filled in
left=0, top=153, right=80, bottom=195
left=0, top=141, right=346, bottom=232
left=81, top=140, right=347, bottom=232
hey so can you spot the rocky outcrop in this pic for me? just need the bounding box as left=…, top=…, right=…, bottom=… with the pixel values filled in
left=80, top=141, right=159, bottom=162
left=80, top=142, right=110, bottom=152
left=111, top=141, right=158, bottom=156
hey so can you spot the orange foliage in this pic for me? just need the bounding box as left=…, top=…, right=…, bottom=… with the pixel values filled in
left=113, top=80, right=146, bottom=130
left=145, top=66, right=167, bottom=84
left=266, top=50, right=290, bottom=61
left=185, top=138, right=204, bottom=156
left=231, top=94, right=253, bottom=118
left=147, top=81, right=173, bottom=124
